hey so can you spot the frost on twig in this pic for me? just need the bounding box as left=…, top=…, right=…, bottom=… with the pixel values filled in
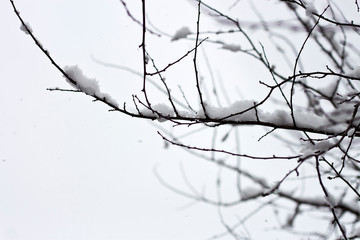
left=63, top=65, right=118, bottom=107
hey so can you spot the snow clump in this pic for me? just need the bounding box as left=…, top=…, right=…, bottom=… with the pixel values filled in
left=300, top=139, right=334, bottom=158
left=171, top=26, right=192, bottom=41
left=139, top=103, right=175, bottom=121
left=20, top=22, right=32, bottom=35
left=241, top=186, right=263, bottom=200
left=63, top=65, right=118, bottom=107
left=203, top=100, right=259, bottom=121
left=221, top=43, right=241, bottom=52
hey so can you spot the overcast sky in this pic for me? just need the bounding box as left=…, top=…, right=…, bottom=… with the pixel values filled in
left=3, top=1, right=358, bottom=240
left=0, top=1, right=239, bottom=239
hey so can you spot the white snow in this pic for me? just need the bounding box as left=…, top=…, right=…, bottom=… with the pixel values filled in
left=330, top=101, right=360, bottom=125
left=203, top=100, right=258, bottom=121
left=139, top=99, right=351, bottom=139
left=64, top=65, right=100, bottom=95
left=140, top=103, right=175, bottom=121
left=300, top=139, right=334, bottom=157
left=151, top=104, right=174, bottom=116
left=153, top=104, right=175, bottom=122
left=221, top=43, right=241, bottom=52
left=63, top=65, right=118, bottom=107
left=171, top=26, right=192, bottom=41
left=20, top=22, right=32, bottom=35
left=203, top=100, right=337, bottom=133
left=265, top=109, right=292, bottom=126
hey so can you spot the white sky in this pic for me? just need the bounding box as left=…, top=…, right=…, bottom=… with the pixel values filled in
left=2, top=0, right=359, bottom=240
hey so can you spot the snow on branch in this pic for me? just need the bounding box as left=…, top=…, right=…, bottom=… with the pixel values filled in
left=171, top=26, right=192, bottom=41
left=63, top=65, right=118, bottom=107
left=221, top=43, right=241, bottom=52
left=20, top=22, right=32, bottom=34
